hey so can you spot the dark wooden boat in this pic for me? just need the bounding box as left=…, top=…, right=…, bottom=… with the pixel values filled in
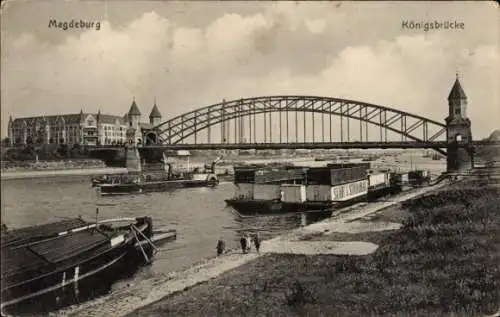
left=96, top=172, right=219, bottom=196
left=0, top=217, right=154, bottom=311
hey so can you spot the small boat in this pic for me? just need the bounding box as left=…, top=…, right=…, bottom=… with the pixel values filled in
left=1, top=216, right=155, bottom=311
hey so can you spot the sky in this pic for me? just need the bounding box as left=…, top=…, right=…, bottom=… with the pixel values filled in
left=1, top=1, right=499, bottom=140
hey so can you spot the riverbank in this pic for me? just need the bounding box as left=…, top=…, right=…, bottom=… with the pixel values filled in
left=50, top=181, right=451, bottom=317
left=1, top=167, right=128, bottom=180
left=125, top=180, right=500, bottom=317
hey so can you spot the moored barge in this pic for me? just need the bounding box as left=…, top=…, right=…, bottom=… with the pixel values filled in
left=97, top=173, right=219, bottom=195
left=1, top=216, right=155, bottom=312
left=225, top=165, right=369, bottom=215
left=225, top=163, right=417, bottom=216
left=95, top=160, right=220, bottom=195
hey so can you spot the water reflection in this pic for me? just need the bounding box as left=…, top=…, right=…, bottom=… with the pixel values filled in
left=229, top=211, right=332, bottom=240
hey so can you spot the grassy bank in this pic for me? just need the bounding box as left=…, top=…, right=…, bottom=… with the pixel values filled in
left=127, top=182, right=500, bottom=317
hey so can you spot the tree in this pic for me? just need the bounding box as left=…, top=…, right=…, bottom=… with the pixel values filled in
left=57, top=143, right=69, bottom=158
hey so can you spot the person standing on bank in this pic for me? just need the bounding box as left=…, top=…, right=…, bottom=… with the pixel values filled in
left=240, top=235, right=247, bottom=254
left=253, top=233, right=261, bottom=253
left=245, top=234, right=252, bottom=253
left=216, top=238, right=226, bottom=256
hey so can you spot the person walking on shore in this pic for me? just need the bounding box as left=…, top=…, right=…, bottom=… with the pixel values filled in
left=240, top=235, right=247, bottom=254
left=245, top=234, right=252, bottom=253
left=253, top=233, right=261, bottom=253
left=216, top=238, right=226, bottom=256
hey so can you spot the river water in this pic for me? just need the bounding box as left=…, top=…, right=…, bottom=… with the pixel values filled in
left=1, top=174, right=329, bottom=315
left=0, top=153, right=446, bottom=314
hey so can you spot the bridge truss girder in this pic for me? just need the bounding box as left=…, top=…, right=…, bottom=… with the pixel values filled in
left=155, top=96, right=447, bottom=154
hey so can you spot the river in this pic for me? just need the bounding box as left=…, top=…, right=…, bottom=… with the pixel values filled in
left=1, top=174, right=329, bottom=315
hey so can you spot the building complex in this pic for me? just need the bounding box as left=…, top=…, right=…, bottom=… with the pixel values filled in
left=7, top=99, right=163, bottom=146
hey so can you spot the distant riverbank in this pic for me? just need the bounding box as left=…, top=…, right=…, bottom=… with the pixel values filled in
left=1, top=167, right=128, bottom=180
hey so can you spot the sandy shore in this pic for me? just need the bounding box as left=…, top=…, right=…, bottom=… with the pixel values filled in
left=1, top=168, right=128, bottom=180
left=50, top=181, right=448, bottom=317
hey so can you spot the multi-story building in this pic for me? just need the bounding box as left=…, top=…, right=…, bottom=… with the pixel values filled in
left=7, top=99, right=163, bottom=146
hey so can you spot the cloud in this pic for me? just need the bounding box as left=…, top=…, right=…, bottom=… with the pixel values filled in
left=1, top=3, right=498, bottom=141
left=305, top=19, right=326, bottom=34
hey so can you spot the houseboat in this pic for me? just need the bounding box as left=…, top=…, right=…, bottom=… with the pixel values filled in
left=0, top=216, right=156, bottom=312
left=224, top=167, right=308, bottom=215
left=225, top=165, right=370, bottom=215
left=225, top=164, right=411, bottom=216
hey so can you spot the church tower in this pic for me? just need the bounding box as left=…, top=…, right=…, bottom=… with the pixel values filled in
left=445, top=74, right=474, bottom=173
left=149, top=98, right=162, bottom=126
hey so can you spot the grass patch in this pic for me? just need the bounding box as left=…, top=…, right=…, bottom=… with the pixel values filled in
left=127, top=184, right=500, bottom=317
left=361, top=204, right=408, bottom=223
left=304, top=230, right=392, bottom=245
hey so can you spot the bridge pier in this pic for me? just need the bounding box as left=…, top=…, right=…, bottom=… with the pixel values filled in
left=125, top=146, right=142, bottom=172
left=447, top=144, right=474, bottom=173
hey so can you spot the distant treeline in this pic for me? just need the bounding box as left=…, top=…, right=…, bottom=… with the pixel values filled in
left=1, top=143, right=89, bottom=161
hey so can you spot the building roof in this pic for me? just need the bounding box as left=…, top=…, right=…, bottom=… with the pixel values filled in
left=149, top=104, right=162, bottom=118
left=12, top=114, right=81, bottom=127
left=448, top=77, right=467, bottom=100
left=97, top=114, right=126, bottom=124
left=139, top=123, right=155, bottom=129
left=128, top=100, right=141, bottom=116
left=11, top=113, right=126, bottom=127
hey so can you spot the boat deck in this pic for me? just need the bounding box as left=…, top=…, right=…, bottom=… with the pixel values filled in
left=2, top=229, right=111, bottom=280
left=1, top=218, right=88, bottom=248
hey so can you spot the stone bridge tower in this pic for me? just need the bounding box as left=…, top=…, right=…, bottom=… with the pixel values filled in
left=445, top=74, right=474, bottom=173
left=125, top=98, right=142, bottom=172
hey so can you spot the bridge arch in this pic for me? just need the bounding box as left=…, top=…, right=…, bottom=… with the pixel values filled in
left=155, top=96, right=446, bottom=152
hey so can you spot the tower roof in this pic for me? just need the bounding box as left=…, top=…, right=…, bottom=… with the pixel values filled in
left=448, top=77, right=467, bottom=100
left=149, top=104, right=162, bottom=118
left=128, top=98, right=141, bottom=116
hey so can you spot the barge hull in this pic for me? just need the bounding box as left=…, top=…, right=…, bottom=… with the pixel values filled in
left=1, top=219, right=153, bottom=314
left=98, top=179, right=217, bottom=195
left=225, top=193, right=368, bottom=216
left=225, top=199, right=283, bottom=216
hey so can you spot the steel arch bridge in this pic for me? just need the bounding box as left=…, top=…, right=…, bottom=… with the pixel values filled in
left=152, top=96, right=448, bottom=154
